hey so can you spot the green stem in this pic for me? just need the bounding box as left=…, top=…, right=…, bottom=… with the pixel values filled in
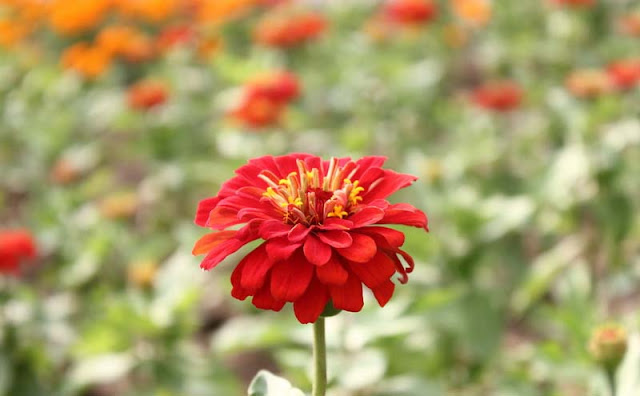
left=606, top=367, right=616, bottom=396
left=312, top=317, right=327, bottom=396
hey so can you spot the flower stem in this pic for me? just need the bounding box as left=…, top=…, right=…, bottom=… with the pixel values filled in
left=312, top=317, right=327, bottom=396
left=606, top=367, right=616, bottom=396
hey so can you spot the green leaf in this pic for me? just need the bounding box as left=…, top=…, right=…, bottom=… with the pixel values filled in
left=248, top=370, right=305, bottom=396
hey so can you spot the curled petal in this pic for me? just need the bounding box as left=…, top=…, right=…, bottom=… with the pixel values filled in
left=380, top=203, right=429, bottom=230
left=303, top=234, right=332, bottom=266
left=358, top=226, right=405, bottom=249
left=336, top=233, right=377, bottom=263
left=363, top=170, right=417, bottom=203
left=346, top=250, right=396, bottom=289
left=270, top=250, right=314, bottom=302
left=259, top=219, right=291, bottom=239
left=206, top=205, right=241, bottom=230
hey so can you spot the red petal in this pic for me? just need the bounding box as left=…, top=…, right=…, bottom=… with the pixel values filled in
left=293, top=278, right=330, bottom=324
left=230, top=259, right=250, bottom=300
left=349, top=206, right=385, bottom=228
left=363, top=170, right=417, bottom=203
left=239, top=244, right=275, bottom=292
left=303, top=234, right=332, bottom=266
left=317, top=230, right=352, bottom=248
left=321, top=218, right=353, bottom=230
left=270, top=250, right=314, bottom=302
left=329, top=272, right=364, bottom=312
left=195, top=197, right=220, bottom=226
left=372, top=280, right=395, bottom=307
left=259, top=219, right=290, bottom=239
left=288, top=223, right=312, bottom=242
left=206, top=205, right=241, bottom=230
left=336, top=233, right=377, bottom=263
left=199, top=238, right=245, bottom=270
left=192, top=230, right=237, bottom=255
left=252, top=278, right=286, bottom=311
left=346, top=250, right=396, bottom=289
left=380, top=203, right=429, bottom=230
left=266, top=237, right=302, bottom=261
left=316, top=255, right=348, bottom=286
left=359, top=226, right=405, bottom=249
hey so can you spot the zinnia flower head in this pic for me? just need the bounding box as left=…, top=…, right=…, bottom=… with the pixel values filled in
left=254, top=9, right=327, bottom=48
left=472, top=80, right=523, bottom=111
left=229, top=71, right=300, bottom=128
left=193, top=154, right=428, bottom=324
left=127, top=80, right=169, bottom=110
left=565, top=69, right=613, bottom=98
left=606, top=58, right=640, bottom=90
left=383, top=0, right=438, bottom=25
left=0, top=230, right=37, bottom=275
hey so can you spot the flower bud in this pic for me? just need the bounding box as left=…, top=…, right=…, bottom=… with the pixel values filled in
left=588, top=323, right=628, bottom=369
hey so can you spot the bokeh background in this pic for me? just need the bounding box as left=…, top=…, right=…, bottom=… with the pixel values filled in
left=1, top=0, right=640, bottom=395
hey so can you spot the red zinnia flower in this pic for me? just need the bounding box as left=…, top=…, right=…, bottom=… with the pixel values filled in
left=472, top=80, right=523, bottom=111
left=127, top=80, right=169, bottom=110
left=383, top=0, right=438, bottom=25
left=193, top=154, right=428, bottom=324
left=0, top=230, right=37, bottom=275
left=254, top=10, right=327, bottom=48
left=156, top=25, right=196, bottom=52
left=229, top=71, right=300, bottom=128
left=606, top=59, right=640, bottom=90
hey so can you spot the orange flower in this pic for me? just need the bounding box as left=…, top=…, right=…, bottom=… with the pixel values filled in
left=565, top=69, right=613, bottom=98
left=254, top=8, right=327, bottom=48
left=195, top=0, right=257, bottom=25
left=607, top=58, right=640, bottom=90
left=61, top=43, right=111, bottom=78
left=49, top=0, right=111, bottom=35
left=472, top=80, right=523, bottom=111
left=383, top=0, right=438, bottom=25
left=114, top=0, right=178, bottom=22
left=619, top=13, right=640, bottom=37
left=97, top=25, right=155, bottom=63
left=127, top=80, right=169, bottom=110
left=0, top=19, right=29, bottom=47
left=451, top=0, right=491, bottom=27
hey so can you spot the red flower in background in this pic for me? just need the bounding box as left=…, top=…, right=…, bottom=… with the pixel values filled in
left=230, top=71, right=300, bottom=128
left=383, top=0, right=438, bottom=25
left=0, top=230, right=37, bottom=275
left=607, top=59, right=640, bottom=90
left=254, top=9, right=327, bottom=48
left=472, top=80, right=523, bottom=111
left=156, top=25, right=196, bottom=52
left=551, top=0, right=595, bottom=7
left=127, top=80, right=169, bottom=110
left=193, top=154, right=428, bottom=324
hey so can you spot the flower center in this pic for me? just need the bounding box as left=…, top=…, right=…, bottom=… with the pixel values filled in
left=259, top=157, right=365, bottom=225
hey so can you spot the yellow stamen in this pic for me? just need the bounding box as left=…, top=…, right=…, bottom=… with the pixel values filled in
left=327, top=205, right=348, bottom=219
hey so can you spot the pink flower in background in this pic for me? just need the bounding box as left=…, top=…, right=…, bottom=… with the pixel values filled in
left=193, top=154, right=428, bottom=323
